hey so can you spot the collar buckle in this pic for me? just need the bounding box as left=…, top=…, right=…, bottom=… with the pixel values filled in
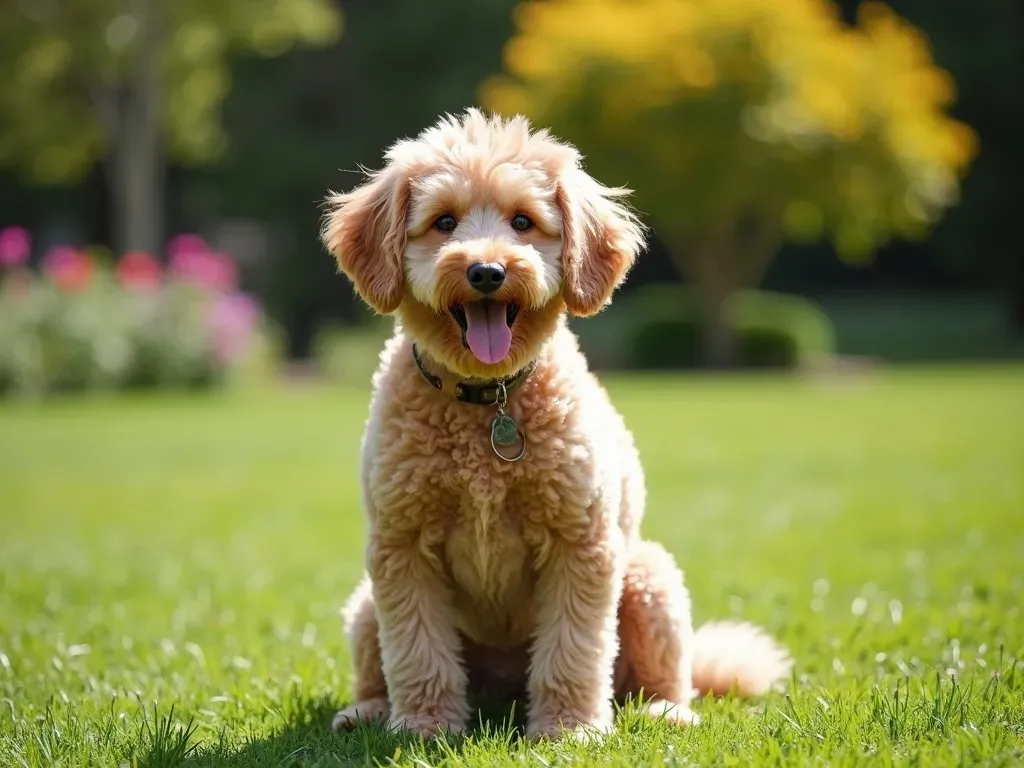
left=455, top=383, right=499, bottom=405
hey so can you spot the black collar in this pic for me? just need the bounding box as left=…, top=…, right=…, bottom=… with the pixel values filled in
left=411, top=344, right=536, bottom=406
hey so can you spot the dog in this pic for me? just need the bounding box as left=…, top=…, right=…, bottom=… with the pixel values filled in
left=319, top=109, right=792, bottom=741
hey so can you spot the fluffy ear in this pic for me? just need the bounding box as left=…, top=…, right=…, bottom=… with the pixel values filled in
left=320, top=166, right=410, bottom=315
left=556, top=169, right=647, bottom=317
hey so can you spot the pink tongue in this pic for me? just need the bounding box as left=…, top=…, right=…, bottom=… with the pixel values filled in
left=464, top=301, right=512, bottom=364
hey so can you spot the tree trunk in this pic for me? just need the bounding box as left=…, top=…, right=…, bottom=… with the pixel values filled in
left=111, top=0, right=163, bottom=257
left=697, top=282, right=736, bottom=369
left=687, top=241, right=740, bottom=369
left=673, top=210, right=785, bottom=369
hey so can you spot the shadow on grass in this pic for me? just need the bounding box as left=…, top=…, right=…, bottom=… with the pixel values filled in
left=137, top=694, right=528, bottom=768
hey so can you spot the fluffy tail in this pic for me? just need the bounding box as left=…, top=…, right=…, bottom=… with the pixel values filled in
left=691, top=620, right=793, bottom=697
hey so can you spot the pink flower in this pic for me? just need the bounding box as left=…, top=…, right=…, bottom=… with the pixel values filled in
left=116, top=251, right=162, bottom=291
left=42, top=245, right=94, bottom=293
left=204, top=251, right=239, bottom=293
left=0, top=226, right=31, bottom=268
left=168, top=233, right=238, bottom=293
left=207, top=292, right=261, bottom=363
left=42, top=245, right=78, bottom=275
left=167, top=233, right=209, bottom=259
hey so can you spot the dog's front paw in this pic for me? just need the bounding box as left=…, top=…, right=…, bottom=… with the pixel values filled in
left=332, top=698, right=390, bottom=731
left=389, top=712, right=466, bottom=739
left=640, top=699, right=701, bottom=727
left=526, top=712, right=614, bottom=743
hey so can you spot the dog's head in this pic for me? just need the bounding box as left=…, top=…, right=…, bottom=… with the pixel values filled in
left=321, top=109, right=646, bottom=379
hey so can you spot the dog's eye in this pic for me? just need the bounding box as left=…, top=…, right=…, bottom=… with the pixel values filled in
left=510, top=213, right=533, bottom=232
left=434, top=214, right=457, bottom=233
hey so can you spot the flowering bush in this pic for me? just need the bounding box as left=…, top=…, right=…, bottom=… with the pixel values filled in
left=0, top=227, right=275, bottom=398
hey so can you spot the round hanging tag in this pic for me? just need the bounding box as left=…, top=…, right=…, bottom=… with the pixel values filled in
left=490, top=413, right=526, bottom=462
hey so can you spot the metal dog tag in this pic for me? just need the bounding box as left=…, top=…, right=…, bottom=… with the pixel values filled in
left=490, top=383, right=526, bottom=462
left=491, top=413, right=519, bottom=446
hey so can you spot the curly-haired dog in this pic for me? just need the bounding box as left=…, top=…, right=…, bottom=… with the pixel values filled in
left=320, top=109, right=792, bottom=740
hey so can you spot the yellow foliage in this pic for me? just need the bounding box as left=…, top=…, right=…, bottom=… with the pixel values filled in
left=481, top=0, right=977, bottom=249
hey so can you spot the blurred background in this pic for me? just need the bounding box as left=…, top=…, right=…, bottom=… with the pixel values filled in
left=0, top=0, right=1021, bottom=395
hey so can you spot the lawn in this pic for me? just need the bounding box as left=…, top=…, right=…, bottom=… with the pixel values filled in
left=1, top=365, right=1022, bottom=767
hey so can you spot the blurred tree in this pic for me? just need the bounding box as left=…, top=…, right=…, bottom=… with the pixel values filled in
left=481, top=0, right=978, bottom=365
left=0, top=0, right=341, bottom=257
left=189, top=0, right=519, bottom=356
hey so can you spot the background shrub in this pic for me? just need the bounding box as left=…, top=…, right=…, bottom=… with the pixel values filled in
left=0, top=229, right=278, bottom=399
left=627, top=318, right=703, bottom=370
left=738, top=327, right=800, bottom=369
left=574, top=285, right=836, bottom=371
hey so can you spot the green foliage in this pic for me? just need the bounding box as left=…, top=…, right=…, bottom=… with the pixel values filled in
left=816, top=293, right=1024, bottom=363
left=1, top=368, right=1022, bottom=765
left=739, top=326, right=799, bottom=369
left=729, top=288, right=836, bottom=361
left=310, top=321, right=392, bottom=386
left=627, top=317, right=704, bottom=370
left=576, top=286, right=835, bottom=370
left=0, top=0, right=342, bottom=185
left=629, top=319, right=801, bottom=370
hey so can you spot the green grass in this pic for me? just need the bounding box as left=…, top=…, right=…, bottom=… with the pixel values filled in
left=1, top=365, right=1022, bottom=766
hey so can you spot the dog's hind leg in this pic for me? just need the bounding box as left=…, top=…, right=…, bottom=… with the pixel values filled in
left=332, top=575, right=390, bottom=730
left=614, top=540, right=700, bottom=726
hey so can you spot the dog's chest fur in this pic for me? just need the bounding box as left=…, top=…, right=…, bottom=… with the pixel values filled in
left=444, top=494, right=535, bottom=646
left=432, top=416, right=563, bottom=647
left=366, top=329, right=609, bottom=648
left=371, top=399, right=579, bottom=647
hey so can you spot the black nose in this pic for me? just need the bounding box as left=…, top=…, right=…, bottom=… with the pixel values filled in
left=466, top=262, right=505, bottom=294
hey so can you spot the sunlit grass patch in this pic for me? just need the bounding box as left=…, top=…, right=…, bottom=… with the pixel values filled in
left=1, top=365, right=1022, bottom=766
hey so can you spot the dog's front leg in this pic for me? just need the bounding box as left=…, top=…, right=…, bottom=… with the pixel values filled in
left=369, top=533, right=469, bottom=738
left=526, top=516, right=625, bottom=741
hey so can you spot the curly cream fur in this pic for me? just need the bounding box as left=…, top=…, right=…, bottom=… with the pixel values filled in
left=321, top=109, right=792, bottom=740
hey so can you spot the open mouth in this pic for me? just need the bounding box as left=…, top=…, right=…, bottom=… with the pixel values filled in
left=449, top=300, right=520, bottom=365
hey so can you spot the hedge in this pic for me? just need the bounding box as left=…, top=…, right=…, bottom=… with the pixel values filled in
left=572, top=284, right=836, bottom=370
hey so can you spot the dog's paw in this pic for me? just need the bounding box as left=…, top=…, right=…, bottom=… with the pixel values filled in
left=639, top=699, right=701, bottom=727
left=526, top=713, right=614, bottom=743
left=332, top=698, right=390, bottom=731
left=388, top=712, right=465, bottom=739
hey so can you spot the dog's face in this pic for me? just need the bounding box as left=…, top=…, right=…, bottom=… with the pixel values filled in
left=321, top=109, right=646, bottom=380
